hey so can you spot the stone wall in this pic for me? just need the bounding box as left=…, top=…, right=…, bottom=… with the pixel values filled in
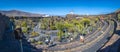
left=0, top=13, right=21, bottom=52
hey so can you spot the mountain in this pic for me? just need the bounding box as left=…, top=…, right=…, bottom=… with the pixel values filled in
left=0, top=10, right=45, bottom=17
left=115, top=9, right=120, bottom=13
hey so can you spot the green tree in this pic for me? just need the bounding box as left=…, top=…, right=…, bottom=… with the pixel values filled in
left=118, top=13, right=120, bottom=22
left=30, top=31, right=39, bottom=37
left=21, top=21, right=27, bottom=27
left=40, top=23, right=47, bottom=30
left=55, top=22, right=65, bottom=31
left=64, top=22, right=74, bottom=29
left=22, top=27, right=28, bottom=33
left=80, top=18, right=90, bottom=26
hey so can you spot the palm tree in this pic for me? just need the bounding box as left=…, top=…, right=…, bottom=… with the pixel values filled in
left=80, top=18, right=90, bottom=26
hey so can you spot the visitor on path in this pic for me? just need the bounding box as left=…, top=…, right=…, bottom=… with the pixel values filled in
left=80, top=35, right=84, bottom=43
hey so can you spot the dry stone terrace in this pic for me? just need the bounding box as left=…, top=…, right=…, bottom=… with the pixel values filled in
left=98, top=20, right=120, bottom=52
left=42, top=21, right=106, bottom=50
left=44, top=19, right=114, bottom=52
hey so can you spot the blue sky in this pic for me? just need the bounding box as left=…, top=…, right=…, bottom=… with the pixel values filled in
left=0, top=0, right=120, bottom=15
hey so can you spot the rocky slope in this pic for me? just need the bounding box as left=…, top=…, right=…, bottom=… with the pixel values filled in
left=0, top=10, right=45, bottom=17
left=0, top=13, right=40, bottom=52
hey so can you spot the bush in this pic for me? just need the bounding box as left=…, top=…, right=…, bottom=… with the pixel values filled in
left=50, top=26, right=57, bottom=30
left=30, top=31, right=39, bottom=37
left=22, top=27, right=28, bottom=33
left=21, top=21, right=27, bottom=27
left=98, top=27, right=101, bottom=30
left=36, top=41, right=43, bottom=45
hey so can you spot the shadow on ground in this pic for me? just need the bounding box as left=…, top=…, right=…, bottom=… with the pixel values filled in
left=97, top=38, right=120, bottom=52
left=97, top=29, right=120, bottom=52
left=97, top=20, right=120, bottom=52
left=22, top=35, right=43, bottom=52
left=115, top=30, right=120, bottom=35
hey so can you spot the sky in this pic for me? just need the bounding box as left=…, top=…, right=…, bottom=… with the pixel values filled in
left=0, top=0, right=120, bottom=15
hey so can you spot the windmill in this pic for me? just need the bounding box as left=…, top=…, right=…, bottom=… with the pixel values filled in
left=70, top=10, right=74, bottom=14
left=86, top=13, right=89, bottom=16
